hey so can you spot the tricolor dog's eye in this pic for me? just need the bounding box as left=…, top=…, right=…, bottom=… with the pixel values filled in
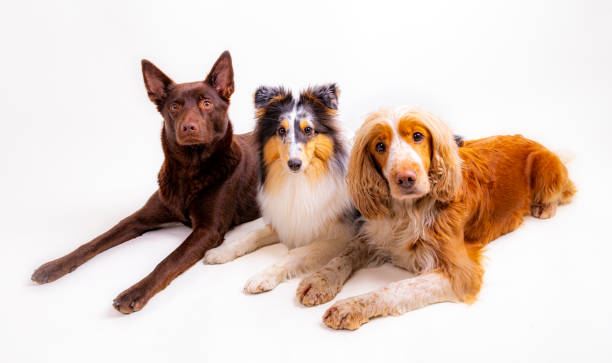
left=413, top=132, right=424, bottom=143
left=375, top=142, right=386, bottom=153
left=304, top=126, right=313, bottom=135
left=277, top=127, right=286, bottom=137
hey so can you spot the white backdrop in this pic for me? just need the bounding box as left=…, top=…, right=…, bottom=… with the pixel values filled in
left=1, top=1, right=611, bottom=362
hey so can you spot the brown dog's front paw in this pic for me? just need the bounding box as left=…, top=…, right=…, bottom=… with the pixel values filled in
left=323, top=298, right=369, bottom=330
left=112, top=284, right=151, bottom=314
left=31, top=259, right=76, bottom=284
left=297, top=273, right=340, bottom=307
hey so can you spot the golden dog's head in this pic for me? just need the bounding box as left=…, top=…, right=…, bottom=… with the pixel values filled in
left=347, top=107, right=462, bottom=218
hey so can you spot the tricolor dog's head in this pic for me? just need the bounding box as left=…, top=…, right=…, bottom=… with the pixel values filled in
left=347, top=106, right=462, bottom=218
left=254, top=84, right=346, bottom=185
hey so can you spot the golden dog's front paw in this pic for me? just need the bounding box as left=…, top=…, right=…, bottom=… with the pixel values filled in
left=296, top=273, right=340, bottom=307
left=322, top=298, right=370, bottom=330
left=530, top=203, right=557, bottom=219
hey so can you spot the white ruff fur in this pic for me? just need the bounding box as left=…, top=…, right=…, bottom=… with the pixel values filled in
left=203, top=135, right=356, bottom=294
left=258, top=169, right=352, bottom=249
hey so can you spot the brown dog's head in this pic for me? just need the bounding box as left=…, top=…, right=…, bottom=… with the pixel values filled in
left=347, top=106, right=463, bottom=218
left=142, top=51, right=234, bottom=150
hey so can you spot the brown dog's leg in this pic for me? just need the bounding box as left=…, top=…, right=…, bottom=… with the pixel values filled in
left=32, top=192, right=176, bottom=284
left=112, top=227, right=220, bottom=314
left=296, top=239, right=370, bottom=306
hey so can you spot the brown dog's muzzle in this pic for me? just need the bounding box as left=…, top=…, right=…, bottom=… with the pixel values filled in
left=176, top=117, right=211, bottom=145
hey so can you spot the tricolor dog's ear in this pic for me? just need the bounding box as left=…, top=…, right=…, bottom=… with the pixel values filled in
left=309, top=83, right=339, bottom=110
left=142, top=59, right=175, bottom=111
left=254, top=86, right=287, bottom=109
left=205, top=50, right=234, bottom=102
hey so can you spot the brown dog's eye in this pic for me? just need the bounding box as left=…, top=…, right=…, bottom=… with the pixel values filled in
left=304, top=126, right=313, bottom=135
left=170, top=103, right=180, bottom=111
left=200, top=100, right=212, bottom=109
left=278, top=127, right=286, bottom=137
left=413, top=132, right=424, bottom=143
left=375, top=142, right=386, bottom=153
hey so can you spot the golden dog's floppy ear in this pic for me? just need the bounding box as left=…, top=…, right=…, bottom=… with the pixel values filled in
left=346, top=119, right=391, bottom=218
left=411, top=108, right=462, bottom=202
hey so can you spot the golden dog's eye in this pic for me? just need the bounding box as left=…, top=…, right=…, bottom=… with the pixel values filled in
left=278, top=127, right=286, bottom=136
left=375, top=142, right=386, bottom=153
left=200, top=99, right=212, bottom=109
left=413, top=132, right=424, bottom=143
left=170, top=103, right=180, bottom=111
left=304, top=126, right=313, bottom=135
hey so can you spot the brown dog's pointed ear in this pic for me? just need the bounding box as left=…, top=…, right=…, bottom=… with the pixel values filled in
left=205, top=51, right=234, bottom=102
left=142, top=59, right=175, bottom=110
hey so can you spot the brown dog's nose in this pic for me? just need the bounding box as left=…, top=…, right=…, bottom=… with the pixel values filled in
left=396, top=170, right=417, bottom=187
left=181, top=122, right=199, bottom=134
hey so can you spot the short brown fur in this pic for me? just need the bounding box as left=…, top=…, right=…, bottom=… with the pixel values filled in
left=31, top=51, right=260, bottom=313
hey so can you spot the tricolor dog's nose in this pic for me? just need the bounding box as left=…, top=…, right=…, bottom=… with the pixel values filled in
left=181, top=122, right=199, bottom=134
left=287, top=159, right=302, bottom=171
left=396, top=170, right=417, bottom=187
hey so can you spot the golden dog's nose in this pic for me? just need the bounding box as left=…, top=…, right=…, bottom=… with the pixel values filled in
left=396, top=170, right=417, bottom=187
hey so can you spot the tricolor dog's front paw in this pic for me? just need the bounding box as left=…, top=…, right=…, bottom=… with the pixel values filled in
left=296, top=273, right=340, bottom=306
left=203, top=246, right=237, bottom=264
left=243, top=272, right=281, bottom=294
left=323, top=297, right=370, bottom=330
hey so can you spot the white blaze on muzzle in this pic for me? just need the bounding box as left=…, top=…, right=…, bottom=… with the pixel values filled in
left=384, top=131, right=424, bottom=178
left=288, top=132, right=303, bottom=160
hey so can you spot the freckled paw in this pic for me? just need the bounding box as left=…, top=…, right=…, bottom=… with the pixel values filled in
left=243, top=274, right=280, bottom=294
left=530, top=203, right=557, bottom=219
left=203, top=247, right=236, bottom=264
left=31, top=260, right=74, bottom=284
left=323, top=300, right=369, bottom=330
left=296, top=274, right=339, bottom=307
left=112, top=286, right=150, bottom=314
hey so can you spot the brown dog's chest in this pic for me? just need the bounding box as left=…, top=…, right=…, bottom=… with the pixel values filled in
left=157, top=144, right=242, bottom=223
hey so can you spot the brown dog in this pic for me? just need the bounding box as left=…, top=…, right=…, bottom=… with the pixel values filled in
left=31, top=51, right=260, bottom=314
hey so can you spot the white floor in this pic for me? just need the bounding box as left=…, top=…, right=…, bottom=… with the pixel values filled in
left=2, top=1, right=611, bottom=362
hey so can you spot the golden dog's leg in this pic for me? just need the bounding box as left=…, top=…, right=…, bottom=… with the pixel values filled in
left=296, top=239, right=370, bottom=306
left=323, top=272, right=458, bottom=330
left=203, top=218, right=279, bottom=264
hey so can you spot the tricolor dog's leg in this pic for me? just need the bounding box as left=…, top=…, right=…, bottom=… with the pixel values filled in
left=203, top=218, right=279, bottom=264
left=243, top=237, right=348, bottom=294
left=296, top=239, right=370, bottom=306
left=323, top=272, right=459, bottom=330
